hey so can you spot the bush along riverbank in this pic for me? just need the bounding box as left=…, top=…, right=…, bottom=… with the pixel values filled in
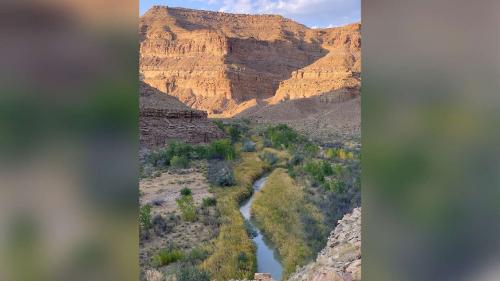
left=250, top=124, right=361, bottom=278
left=252, top=168, right=325, bottom=277
left=139, top=121, right=360, bottom=281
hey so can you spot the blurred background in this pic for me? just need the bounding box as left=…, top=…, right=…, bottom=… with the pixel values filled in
left=0, top=0, right=139, bottom=280
left=1, top=0, right=500, bottom=281
left=363, top=0, right=500, bottom=280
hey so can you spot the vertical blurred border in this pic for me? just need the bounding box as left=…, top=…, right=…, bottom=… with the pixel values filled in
left=0, top=1, right=139, bottom=281
left=363, top=0, right=500, bottom=280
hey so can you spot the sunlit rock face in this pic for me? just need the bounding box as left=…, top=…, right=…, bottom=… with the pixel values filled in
left=140, top=6, right=360, bottom=117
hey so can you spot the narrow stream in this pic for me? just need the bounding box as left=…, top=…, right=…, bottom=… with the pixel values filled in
left=239, top=176, right=283, bottom=281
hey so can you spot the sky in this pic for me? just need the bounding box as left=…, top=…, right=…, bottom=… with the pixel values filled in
left=140, top=0, right=361, bottom=28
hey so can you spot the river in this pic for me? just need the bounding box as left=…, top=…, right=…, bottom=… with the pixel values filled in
left=239, top=176, right=283, bottom=281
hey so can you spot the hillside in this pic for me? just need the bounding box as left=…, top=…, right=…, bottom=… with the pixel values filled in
left=139, top=82, right=224, bottom=149
left=237, top=87, right=361, bottom=141
left=140, top=6, right=360, bottom=117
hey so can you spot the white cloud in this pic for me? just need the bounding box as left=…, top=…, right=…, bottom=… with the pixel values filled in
left=214, top=0, right=360, bottom=27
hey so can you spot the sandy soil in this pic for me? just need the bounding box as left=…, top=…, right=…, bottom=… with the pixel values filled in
left=237, top=93, right=361, bottom=142
left=139, top=162, right=211, bottom=215
left=139, top=162, right=218, bottom=269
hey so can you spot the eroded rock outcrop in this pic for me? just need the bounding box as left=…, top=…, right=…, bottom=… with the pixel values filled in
left=139, top=82, right=224, bottom=148
left=270, top=24, right=361, bottom=104
left=140, top=6, right=360, bottom=117
left=287, top=208, right=361, bottom=281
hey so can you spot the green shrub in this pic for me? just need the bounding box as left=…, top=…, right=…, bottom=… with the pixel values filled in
left=303, top=160, right=333, bottom=183
left=176, top=195, right=197, bottom=222
left=304, top=143, right=319, bottom=156
left=193, top=145, right=208, bottom=159
left=228, top=126, right=242, bottom=143
left=145, top=148, right=172, bottom=168
left=207, top=140, right=236, bottom=160
left=207, top=161, right=235, bottom=187
left=213, top=120, right=225, bottom=131
left=237, top=252, right=250, bottom=271
left=184, top=247, right=210, bottom=265
left=265, top=124, right=299, bottom=149
left=263, top=138, right=273, bottom=148
left=144, top=141, right=194, bottom=169
left=241, top=140, right=256, bottom=152
left=168, top=142, right=193, bottom=158
left=259, top=151, right=278, bottom=166
left=289, top=154, right=303, bottom=166
left=202, top=197, right=217, bottom=207
left=180, top=187, right=192, bottom=196
left=177, top=266, right=210, bottom=281
left=139, top=204, right=152, bottom=230
left=151, top=248, right=184, bottom=267
left=326, top=148, right=337, bottom=159
left=171, top=155, right=190, bottom=168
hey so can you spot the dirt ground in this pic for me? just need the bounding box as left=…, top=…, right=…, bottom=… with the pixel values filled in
left=238, top=93, right=361, bottom=142
left=140, top=162, right=211, bottom=215
left=139, top=161, right=219, bottom=269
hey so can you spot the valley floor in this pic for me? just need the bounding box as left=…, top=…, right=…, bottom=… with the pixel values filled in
left=139, top=120, right=360, bottom=281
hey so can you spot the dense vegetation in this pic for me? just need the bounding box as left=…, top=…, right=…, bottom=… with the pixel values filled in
left=202, top=152, right=269, bottom=280
left=139, top=122, right=360, bottom=281
left=141, top=139, right=236, bottom=178
left=252, top=169, right=325, bottom=277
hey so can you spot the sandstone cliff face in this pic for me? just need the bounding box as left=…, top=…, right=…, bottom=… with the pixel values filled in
left=287, top=208, right=361, bottom=281
left=140, top=6, right=360, bottom=117
left=139, top=82, right=224, bottom=148
left=270, top=24, right=361, bottom=104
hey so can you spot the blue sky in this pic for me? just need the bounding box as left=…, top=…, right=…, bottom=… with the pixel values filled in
left=140, top=0, right=360, bottom=28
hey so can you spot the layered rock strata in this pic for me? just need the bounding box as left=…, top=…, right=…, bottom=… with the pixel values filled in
left=140, top=6, right=360, bottom=117
left=287, top=208, right=361, bottom=281
left=139, top=82, right=224, bottom=148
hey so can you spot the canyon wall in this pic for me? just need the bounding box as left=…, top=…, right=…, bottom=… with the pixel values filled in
left=139, top=82, right=224, bottom=149
left=140, top=6, right=360, bottom=117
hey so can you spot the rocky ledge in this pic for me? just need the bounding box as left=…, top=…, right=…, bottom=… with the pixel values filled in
left=287, top=207, right=361, bottom=281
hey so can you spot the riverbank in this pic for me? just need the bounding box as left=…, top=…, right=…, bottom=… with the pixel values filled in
left=252, top=168, right=325, bottom=278
left=240, top=176, right=283, bottom=281
left=202, top=152, right=269, bottom=280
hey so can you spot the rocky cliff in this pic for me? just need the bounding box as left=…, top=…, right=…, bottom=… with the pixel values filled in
left=227, top=208, right=361, bottom=281
left=139, top=82, right=224, bottom=148
left=140, top=6, right=360, bottom=117
left=287, top=208, right=361, bottom=281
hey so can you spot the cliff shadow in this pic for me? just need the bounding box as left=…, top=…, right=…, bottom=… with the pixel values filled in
left=224, top=36, right=329, bottom=103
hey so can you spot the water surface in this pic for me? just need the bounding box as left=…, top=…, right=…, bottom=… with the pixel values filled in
left=239, top=176, right=283, bottom=281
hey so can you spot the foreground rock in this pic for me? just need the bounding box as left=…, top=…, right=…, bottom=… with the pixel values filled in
left=228, top=208, right=361, bottom=281
left=140, top=6, right=360, bottom=117
left=139, top=82, right=224, bottom=149
left=287, top=208, right=361, bottom=281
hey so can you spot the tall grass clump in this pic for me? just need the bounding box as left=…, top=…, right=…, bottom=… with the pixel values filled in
left=139, top=204, right=152, bottom=231
left=151, top=248, right=184, bottom=267
left=206, top=140, right=236, bottom=160
left=177, top=266, right=210, bottom=281
left=176, top=195, right=197, bottom=222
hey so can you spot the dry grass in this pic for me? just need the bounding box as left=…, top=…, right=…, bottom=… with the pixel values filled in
left=139, top=163, right=218, bottom=271
left=252, top=168, right=324, bottom=277
left=202, top=152, right=269, bottom=280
